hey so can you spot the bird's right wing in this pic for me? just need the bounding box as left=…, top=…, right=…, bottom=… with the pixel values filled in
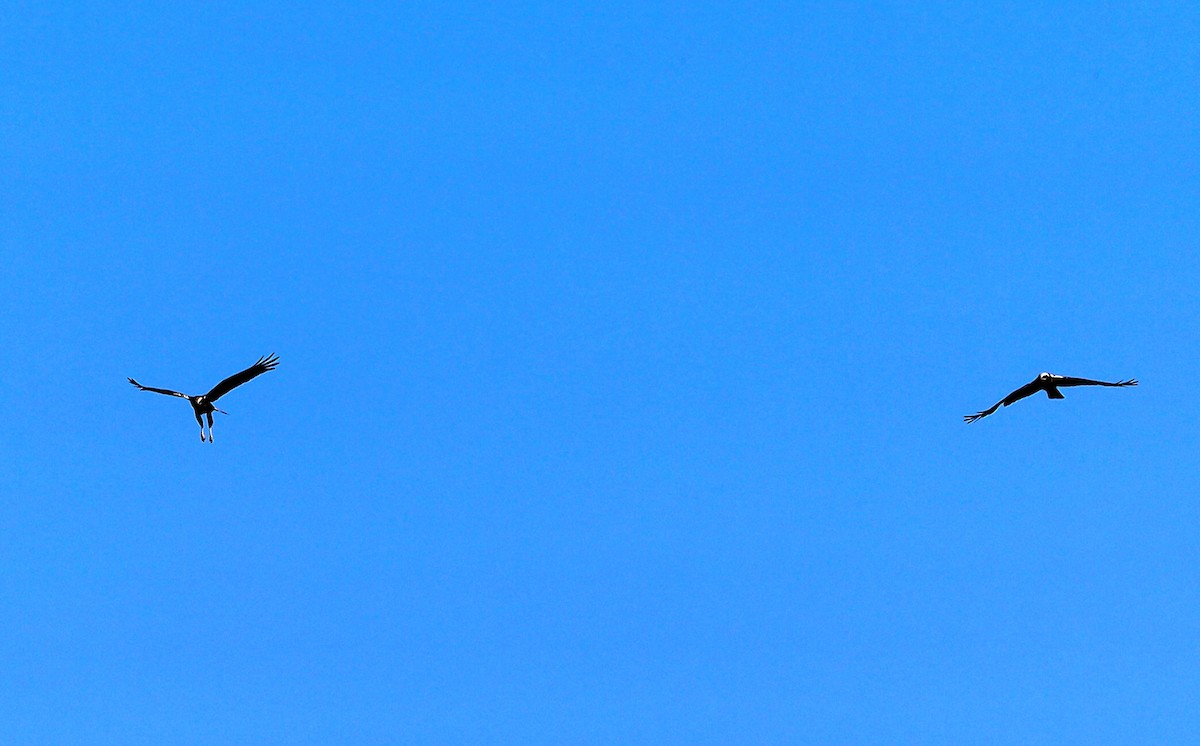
left=1055, top=376, right=1138, bottom=388
left=128, top=378, right=189, bottom=398
left=964, top=379, right=1043, bottom=423
left=205, top=353, right=280, bottom=402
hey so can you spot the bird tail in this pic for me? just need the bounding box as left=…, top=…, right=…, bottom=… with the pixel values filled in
left=1046, top=387, right=1065, bottom=399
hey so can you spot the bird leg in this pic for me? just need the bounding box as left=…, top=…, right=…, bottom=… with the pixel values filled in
left=195, top=411, right=207, bottom=442
left=206, top=412, right=215, bottom=443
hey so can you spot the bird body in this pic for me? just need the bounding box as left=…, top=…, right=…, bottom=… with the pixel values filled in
left=129, top=354, right=279, bottom=441
left=186, top=394, right=221, bottom=419
left=964, top=372, right=1136, bottom=423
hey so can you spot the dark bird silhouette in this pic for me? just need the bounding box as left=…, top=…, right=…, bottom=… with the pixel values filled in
left=964, top=372, right=1136, bottom=423
left=128, top=354, right=280, bottom=442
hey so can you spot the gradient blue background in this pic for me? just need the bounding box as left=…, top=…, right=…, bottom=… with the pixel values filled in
left=2, top=3, right=1197, bottom=743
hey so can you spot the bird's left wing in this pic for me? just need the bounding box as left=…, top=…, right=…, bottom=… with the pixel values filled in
left=128, top=378, right=189, bottom=398
left=205, top=353, right=280, bottom=401
left=964, top=401, right=1003, bottom=423
left=964, top=378, right=1043, bottom=423
left=999, top=379, right=1045, bottom=406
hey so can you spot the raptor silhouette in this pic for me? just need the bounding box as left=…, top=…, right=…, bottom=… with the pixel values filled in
left=128, top=354, right=279, bottom=442
left=964, top=372, right=1137, bottom=423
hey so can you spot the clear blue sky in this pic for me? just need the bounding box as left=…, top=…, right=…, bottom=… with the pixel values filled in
left=2, top=2, right=1197, bottom=743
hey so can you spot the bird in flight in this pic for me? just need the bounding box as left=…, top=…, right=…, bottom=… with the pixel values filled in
left=964, top=372, right=1137, bottom=423
left=128, top=354, right=280, bottom=442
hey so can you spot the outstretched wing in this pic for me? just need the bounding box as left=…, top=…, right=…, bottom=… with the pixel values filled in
left=205, top=353, right=280, bottom=402
left=128, top=378, right=189, bottom=398
left=1053, top=376, right=1138, bottom=388
left=964, top=401, right=1002, bottom=424
left=964, top=378, right=1043, bottom=423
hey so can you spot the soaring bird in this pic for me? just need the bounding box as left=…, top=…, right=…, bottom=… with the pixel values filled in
left=128, top=354, right=280, bottom=442
left=964, top=372, right=1136, bottom=423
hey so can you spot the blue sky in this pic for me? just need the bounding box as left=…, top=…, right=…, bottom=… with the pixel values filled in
left=2, top=2, right=1198, bottom=743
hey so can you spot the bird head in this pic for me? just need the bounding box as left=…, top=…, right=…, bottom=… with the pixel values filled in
left=1038, top=372, right=1052, bottom=381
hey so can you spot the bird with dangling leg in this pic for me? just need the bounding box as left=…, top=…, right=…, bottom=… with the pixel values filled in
left=128, top=354, right=280, bottom=442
